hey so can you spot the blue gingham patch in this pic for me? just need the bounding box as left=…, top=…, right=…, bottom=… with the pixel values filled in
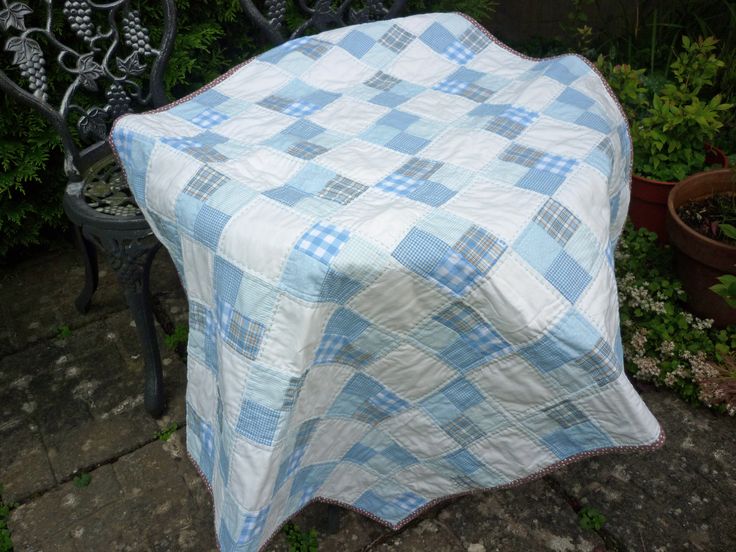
left=296, top=222, right=351, bottom=264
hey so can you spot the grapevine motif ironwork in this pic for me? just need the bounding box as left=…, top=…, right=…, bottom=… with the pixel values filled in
left=0, top=0, right=174, bottom=216
left=240, top=0, right=406, bottom=44
left=0, top=0, right=169, bottom=172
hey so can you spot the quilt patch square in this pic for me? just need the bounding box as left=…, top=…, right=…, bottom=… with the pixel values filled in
left=385, top=132, right=429, bottom=154
left=544, top=400, right=588, bottom=428
left=366, top=71, right=401, bottom=91
left=454, top=225, right=506, bottom=275
left=318, top=175, right=368, bottom=204
left=191, top=107, right=229, bottom=129
left=193, top=204, right=230, bottom=249
left=443, top=414, right=484, bottom=446
left=533, top=199, right=581, bottom=245
left=407, top=181, right=455, bottom=206
left=183, top=166, right=228, bottom=200
left=225, top=310, right=266, bottom=359
left=339, top=30, right=375, bottom=58
left=377, top=173, right=421, bottom=196
left=575, top=338, right=621, bottom=386
left=287, top=141, right=329, bottom=160
left=459, top=25, right=488, bottom=53
left=536, top=153, right=577, bottom=176
left=379, top=24, right=416, bottom=52
left=445, top=41, right=475, bottom=64
left=370, top=91, right=410, bottom=108
left=263, top=185, right=312, bottom=206
left=236, top=400, right=281, bottom=446
left=296, top=222, right=351, bottom=265
left=420, top=22, right=455, bottom=53
left=393, top=228, right=451, bottom=279
left=484, top=117, right=526, bottom=139
left=434, top=251, right=481, bottom=295
left=545, top=251, right=592, bottom=303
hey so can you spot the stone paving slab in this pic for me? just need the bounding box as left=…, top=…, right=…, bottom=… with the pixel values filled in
left=3, top=241, right=736, bottom=552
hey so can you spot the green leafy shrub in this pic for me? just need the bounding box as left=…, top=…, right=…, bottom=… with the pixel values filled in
left=616, top=223, right=736, bottom=414
left=0, top=96, right=64, bottom=259
left=600, top=36, right=733, bottom=182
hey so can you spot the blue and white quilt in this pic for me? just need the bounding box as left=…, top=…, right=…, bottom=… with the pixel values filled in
left=111, top=13, right=663, bottom=552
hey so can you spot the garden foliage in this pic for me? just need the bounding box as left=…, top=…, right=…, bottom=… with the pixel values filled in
left=616, top=224, right=736, bottom=414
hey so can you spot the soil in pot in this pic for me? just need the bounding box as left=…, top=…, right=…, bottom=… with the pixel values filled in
left=630, top=145, right=728, bottom=244
left=667, top=169, right=736, bottom=327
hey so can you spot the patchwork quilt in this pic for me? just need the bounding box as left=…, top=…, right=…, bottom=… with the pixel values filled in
left=111, top=12, right=663, bottom=552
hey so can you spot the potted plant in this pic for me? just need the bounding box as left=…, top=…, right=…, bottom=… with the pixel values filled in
left=666, top=168, right=736, bottom=327
left=599, top=36, right=732, bottom=243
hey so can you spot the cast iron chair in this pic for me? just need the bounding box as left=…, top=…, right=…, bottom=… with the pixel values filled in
left=0, top=0, right=406, bottom=417
left=0, top=0, right=177, bottom=416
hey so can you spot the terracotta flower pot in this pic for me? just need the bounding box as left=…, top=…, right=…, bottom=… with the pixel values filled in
left=630, top=145, right=728, bottom=244
left=666, top=168, right=736, bottom=328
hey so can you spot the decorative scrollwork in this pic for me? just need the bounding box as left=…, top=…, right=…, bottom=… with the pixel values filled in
left=240, top=0, right=406, bottom=44
left=0, top=0, right=176, bottom=179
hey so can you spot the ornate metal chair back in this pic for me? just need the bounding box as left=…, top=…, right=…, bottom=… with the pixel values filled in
left=0, top=0, right=177, bottom=181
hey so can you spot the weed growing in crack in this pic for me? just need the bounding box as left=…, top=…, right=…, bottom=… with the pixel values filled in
left=578, top=506, right=607, bottom=531
left=155, top=422, right=179, bottom=442
left=0, top=485, right=15, bottom=552
left=73, top=473, right=92, bottom=489
left=164, top=324, right=188, bottom=351
left=283, top=522, right=318, bottom=552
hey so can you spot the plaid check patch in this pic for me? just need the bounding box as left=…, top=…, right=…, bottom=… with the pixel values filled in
left=236, top=508, right=270, bottom=547
left=365, top=71, right=401, bottom=91
left=500, top=144, right=544, bottom=167
left=597, top=137, right=614, bottom=157
left=435, top=251, right=479, bottom=294
left=485, top=117, right=525, bottom=139
left=445, top=41, right=475, bottom=64
left=397, top=157, right=444, bottom=179
left=434, top=79, right=469, bottom=94
left=377, top=174, right=420, bottom=196
left=459, top=83, right=494, bottom=102
left=236, top=400, right=280, bottom=445
left=191, top=108, right=229, bottom=129
left=459, top=26, right=488, bottom=53
left=184, top=166, right=228, bottom=200
left=314, top=334, right=349, bottom=365
left=297, top=222, right=350, bottom=264
left=503, top=106, right=538, bottom=125
left=113, top=128, right=134, bottom=160
left=435, top=302, right=485, bottom=335
left=286, top=37, right=330, bottom=59
left=379, top=24, right=415, bottom=52
left=189, top=301, right=208, bottom=331
left=287, top=141, right=328, bottom=160
left=533, top=199, right=581, bottom=245
left=544, top=400, right=588, bottom=428
left=393, top=492, right=425, bottom=511
left=334, top=343, right=375, bottom=368
left=318, top=176, right=368, bottom=204
left=225, top=311, right=266, bottom=359
left=444, top=414, right=484, bottom=446
left=258, top=95, right=294, bottom=112
left=536, top=153, right=577, bottom=175
left=283, top=101, right=320, bottom=117
left=162, top=136, right=203, bottom=150
left=454, top=225, right=506, bottom=274
left=576, top=338, right=621, bottom=385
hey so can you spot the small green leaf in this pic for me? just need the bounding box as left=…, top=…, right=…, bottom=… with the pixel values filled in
left=73, top=472, right=92, bottom=488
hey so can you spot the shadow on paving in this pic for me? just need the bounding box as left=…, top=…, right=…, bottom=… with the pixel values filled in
left=2, top=242, right=736, bottom=551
